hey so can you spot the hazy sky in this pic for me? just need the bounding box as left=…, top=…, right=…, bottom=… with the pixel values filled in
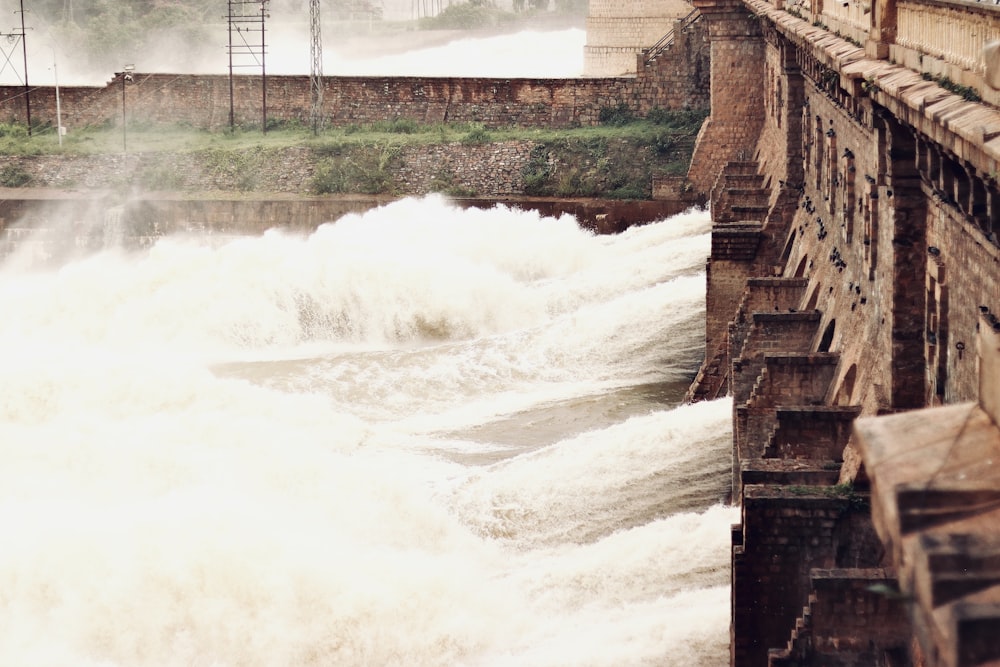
left=0, top=18, right=585, bottom=86
left=323, top=28, right=585, bottom=77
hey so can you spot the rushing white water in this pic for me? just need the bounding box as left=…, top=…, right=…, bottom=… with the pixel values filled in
left=0, top=196, right=734, bottom=666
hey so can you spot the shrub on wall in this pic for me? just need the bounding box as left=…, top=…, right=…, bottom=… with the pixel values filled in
left=202, top=146, right=273, bottom=192
left=460, top=124, right=492, bottom=145
left=0, top=164, right=31, bottom=187
left=598, top=103, right=636, bottom=127
left=310, top=144, right=400, bottom=195
left=522, top=145, right=553, bottom=196
left=646, top=108, right=708, bottom=131
left=521, top=136, right=653, bottom=198
left=429, top=168, right=478, bottom=197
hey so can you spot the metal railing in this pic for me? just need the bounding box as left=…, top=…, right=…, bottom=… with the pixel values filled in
left=642, top=9, right=702, bottom=65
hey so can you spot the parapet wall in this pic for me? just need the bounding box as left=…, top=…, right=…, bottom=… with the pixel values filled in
left=0, top=68, right=708, bottom=133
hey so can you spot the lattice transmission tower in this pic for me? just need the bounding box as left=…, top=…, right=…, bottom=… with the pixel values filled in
left=309, top=0, right=323, bottom=134
left=0, top=0, right=31, bottom=135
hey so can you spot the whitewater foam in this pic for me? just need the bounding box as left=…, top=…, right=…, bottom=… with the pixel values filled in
left=0, top=197, right=731, bottom=666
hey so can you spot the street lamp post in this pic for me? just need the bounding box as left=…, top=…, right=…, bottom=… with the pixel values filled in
left=121, top=64, right=134, bottom=154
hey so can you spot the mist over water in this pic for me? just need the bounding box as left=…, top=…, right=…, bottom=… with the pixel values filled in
left=0, top=196, right=734, bottom=665
left=324, top=28, right=585, bottom=77
left=6, top=22, right=585, bottom=85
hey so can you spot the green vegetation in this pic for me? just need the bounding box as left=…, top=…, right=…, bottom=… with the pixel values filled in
left=0, top=163, right=31, bottom=187
left=598, top=103, right=635, bottom=127
left=519, top=108, right=706, bottom=198
left=0, top=109, right=708, bottom=199
left=921, top=72, right=982, bottom=103
left=460, top=123, right=492, bottom=145
left=429, top=168, right=478, bottom=197
left=310, top=143, right=401, bottom=195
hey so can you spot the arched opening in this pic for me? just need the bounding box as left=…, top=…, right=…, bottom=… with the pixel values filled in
left=834, top=364, right=857, bottom=405
left=794, top=255, right=809, bottom=278
left=818, top=319, right=836, bottom=353
left=779, top=230, right=797, bottom=270
left=804, top=284, right=820, bottom=311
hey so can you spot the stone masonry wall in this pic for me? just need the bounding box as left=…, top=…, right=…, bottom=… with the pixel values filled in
left=0, top=69, right=706, bottom=134
left=584, top=0, right=694, bottom=76
left=690, top=0, right=1000, bottom=662
left=633, top=17, right=711, bottom=115
left=0, top=142, right=534, bottom=196
left=686, top=0, right=766, bottom=196
left=733, top=488, right=855, bottom=667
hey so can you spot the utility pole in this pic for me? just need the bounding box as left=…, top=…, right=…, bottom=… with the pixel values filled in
left=0, top=0, right=33, bottom=135
left=226, top=0, right=269, bottom=132
left=309, top=0, right=323, bottom=134
left=121, top=64, right=133, bottom=154
left=53, top=50, right=61, bottom=147
left=17, top=0, right=29, bottom=135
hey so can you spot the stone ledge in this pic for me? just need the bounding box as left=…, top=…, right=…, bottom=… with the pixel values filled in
left=746, top=0, right=1000, bottom=174
left=740, top=458, right=842, bottom=486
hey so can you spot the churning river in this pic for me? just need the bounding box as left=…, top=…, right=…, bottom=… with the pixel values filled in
left=0, top=195, right=734, bottom=665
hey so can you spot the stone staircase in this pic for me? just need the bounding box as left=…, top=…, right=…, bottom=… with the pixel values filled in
left=726, top=299, right=901, bottom=663
left=685, top=277, right=809, bottom=403
left=711, top=161, right=771, bottom=224
left=763, top=406, right=862, bottom=461
left=768, top=568, right=910, bottom=667
left=684, top=339, right=730, bottom=403
left=640, top=9, right=702, bottom=67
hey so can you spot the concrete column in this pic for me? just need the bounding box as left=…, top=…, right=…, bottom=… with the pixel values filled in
left=780, top=41, right=805, bottom=188
left=877, top=110, right=928, bottom=410
left=686, top=0, right=765, bottom=196
left=866, top=0, right=896, bottom=59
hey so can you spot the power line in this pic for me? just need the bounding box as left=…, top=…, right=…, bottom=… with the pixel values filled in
left=0, top=0, right=31, bottom=135
left=227, top=0, right=269, bottom=132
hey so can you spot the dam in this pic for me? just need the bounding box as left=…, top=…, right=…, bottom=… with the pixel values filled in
left=681, top=0, right=1000, bottom=663
left=1, top=1, right=1000, bottom=663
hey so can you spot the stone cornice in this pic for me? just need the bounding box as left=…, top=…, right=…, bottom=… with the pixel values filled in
left=745, top=0, right=1000, bottom=176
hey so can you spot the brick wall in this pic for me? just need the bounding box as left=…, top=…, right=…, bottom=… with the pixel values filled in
left=690, top=1, right=1000, bottom=663
left=0, top=67, right=708, bottom=133
left=770, top=406, right=860, bottom=460
left=633, top=17, right=711, bottom=114
left=686, top=0, right=765, bottom=196
left=583, top=0, right=694, bottom=75
left=733, top=488, right=854, bottom=667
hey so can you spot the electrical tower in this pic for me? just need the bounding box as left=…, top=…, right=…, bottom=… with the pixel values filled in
left=227, top=0, right=269, bottom=132
left=0, top=0, right=31, bottom=135
left=309, top=0, right=323, bottom=134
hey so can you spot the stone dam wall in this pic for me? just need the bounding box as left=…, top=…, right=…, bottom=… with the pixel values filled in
left=684, top=0, right=1000, bottom=662
left=0, top=192, right=690, bottom=263
left=2, top=143, right=541, bottom=196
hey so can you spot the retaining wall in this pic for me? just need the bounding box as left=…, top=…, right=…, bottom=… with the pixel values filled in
left=0, top=68, right=708, bottom=133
